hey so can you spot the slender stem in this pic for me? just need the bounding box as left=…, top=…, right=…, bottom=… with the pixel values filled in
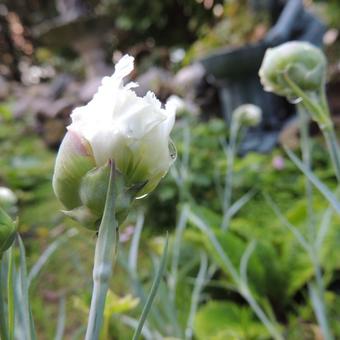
left=285, top=77, right=335, bottom=339
left=320, top=84, right=330, bottom=117
left=297, top=105, right=315, bottom=240
left=132, top=236, right=169, bottom=340
left=7, top=247, right=14, bottom=340
left=298, top=105, right=332, bottom=340
left=85, top=162, right=119, bottom=340
left=283, top=74, right=325, bottom=124
left=185, top=252, right=208, bottom=340
left=240, top=285, right=284, bottom=340
left=310, top=254, right=334, bottom=340
left=284, top=73, right=340, bottom=183
left=221, top=118, right=239, bottom=230
left=0, top=256, right=9, bottom=340
left=322, top=126, right=340, bottom=183
left=169, top=205, right=188, bottom=303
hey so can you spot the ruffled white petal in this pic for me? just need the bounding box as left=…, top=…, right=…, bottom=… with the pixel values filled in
left=66, top=54, right=177, bottom=193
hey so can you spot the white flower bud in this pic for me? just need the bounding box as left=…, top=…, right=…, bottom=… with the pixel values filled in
left=53, top=55, right=177, bottom=227
left=233, top=104, right=262, bottom=127
left=67, top=55, right=176, bottom=194
left=259, top=41, right=327, bottom=99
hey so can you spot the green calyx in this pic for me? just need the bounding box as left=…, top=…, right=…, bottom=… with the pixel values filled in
left=0, top=207, right=17, bottom=256
left=80, top=165, right=111, bottom=217
left=53, top=132, right=163, bottom=230
left=53, top=131, right=96, bottom=210
left=260, top=42, right=327, bottom=99
left=64, top=163, right=147, bottom=230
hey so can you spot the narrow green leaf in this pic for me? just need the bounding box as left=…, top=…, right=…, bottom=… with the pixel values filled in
left=54, top=296, right=66, bottom=340
left=132, top=234, right=169, bottom=340
left=128, top=212, right=144, bottom=273
left=170, top=205, right=189, bottom=302
left=17, top=235, right=36, bottom=340
left=263, top=193, right=310, bottom=253
left=187, top=210, right=240, bottom=284
left=309, top=284, right=334, bottom=340
left=316, top=207, right=333, bottom=250
left=285, top=147, right=340, bottom=214
left=185, top=252, right=208, bottom=340
left=28, top=228, right=78, bottom=287
left=0, top=256, right=9, bottom=340
left=119, top=315, right=154, bottom=340
left=240, top=241, right=257, bottom=286
left=227, top=189, right=256, bottom=220
left=7, top=247, right=15, bottom=340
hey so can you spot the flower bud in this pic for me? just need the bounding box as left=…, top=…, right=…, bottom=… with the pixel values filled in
left=0, top=207, right=17, bottom=256
left=66, top=55, right=176, bottom=196
left=0, top=186, right=18, bottom=216
left=259, top=41, right=327, bottom=99
left=233, top=104, right=262, bottom=127
left=53, top=55, right=177, bottom=229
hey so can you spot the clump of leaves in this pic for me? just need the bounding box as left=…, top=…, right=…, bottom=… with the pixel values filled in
left=185, top=0, right=269, bottom=62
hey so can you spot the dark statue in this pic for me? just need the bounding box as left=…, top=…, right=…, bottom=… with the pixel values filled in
left=199, top=0, right=326, bottom=153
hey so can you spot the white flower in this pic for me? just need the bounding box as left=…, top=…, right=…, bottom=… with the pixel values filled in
left=0, top=187, right=17, bottom=207
left=53, top=55, right=177, bottom=218
left=233, top=104, right=262, bottom=127
left=68, top=55, right=176, bottom=192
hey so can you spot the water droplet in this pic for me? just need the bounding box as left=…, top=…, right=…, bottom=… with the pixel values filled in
left=287, top=96, right=303, bottom=104
left=136, top=193, right=148, bottom=200
left=169, top=140, right=177, bottom=160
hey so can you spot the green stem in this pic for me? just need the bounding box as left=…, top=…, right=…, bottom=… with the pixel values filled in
left=297, top=106, right=334, bottom=339
left=0, top=256, right=9, bottom=340
left=132, top=236, right=169, bottom=340
left=297, top=105, right=315, bottom=240
left=322, top=126, right=340, bottom=183
left=221, top=118, right=239, bottom=230
left=284, top=73, right=340, bottom=183
left=310, top=254, right=334, bottom=340
left=7, top=247, right=14, bottom=340
left=283, top=74, right=325, bottom=124
left=85, top=161, right=119, bottom=340
left=284, top=75, right=335, bottom=339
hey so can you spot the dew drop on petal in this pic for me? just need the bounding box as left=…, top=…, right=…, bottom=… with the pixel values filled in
left=287, top=96, right=303, bottom=104
left=136, top=193, right=148, bottom=200
left=169, top=140, right=177, bottom=160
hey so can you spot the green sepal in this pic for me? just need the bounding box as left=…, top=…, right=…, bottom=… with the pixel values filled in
left=115, top=178, right=148, bottom=224
left=0, top=207, right=17, bottom=256
left=62, top=206, right=100, bottom=231
left=53, top=131, right=96, bottom=210
left=66, top=163, right=148, bottom=230
left=80, top=165, right=110, bottom=216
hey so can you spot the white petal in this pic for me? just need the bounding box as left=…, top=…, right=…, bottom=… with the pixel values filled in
left=144, top=91, right=162, bottom=109
left=90, top=129, right=122, bottom=166
left=118, top=105, right=166, bottom=139
left=113, top=54, right=134, bottom=82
